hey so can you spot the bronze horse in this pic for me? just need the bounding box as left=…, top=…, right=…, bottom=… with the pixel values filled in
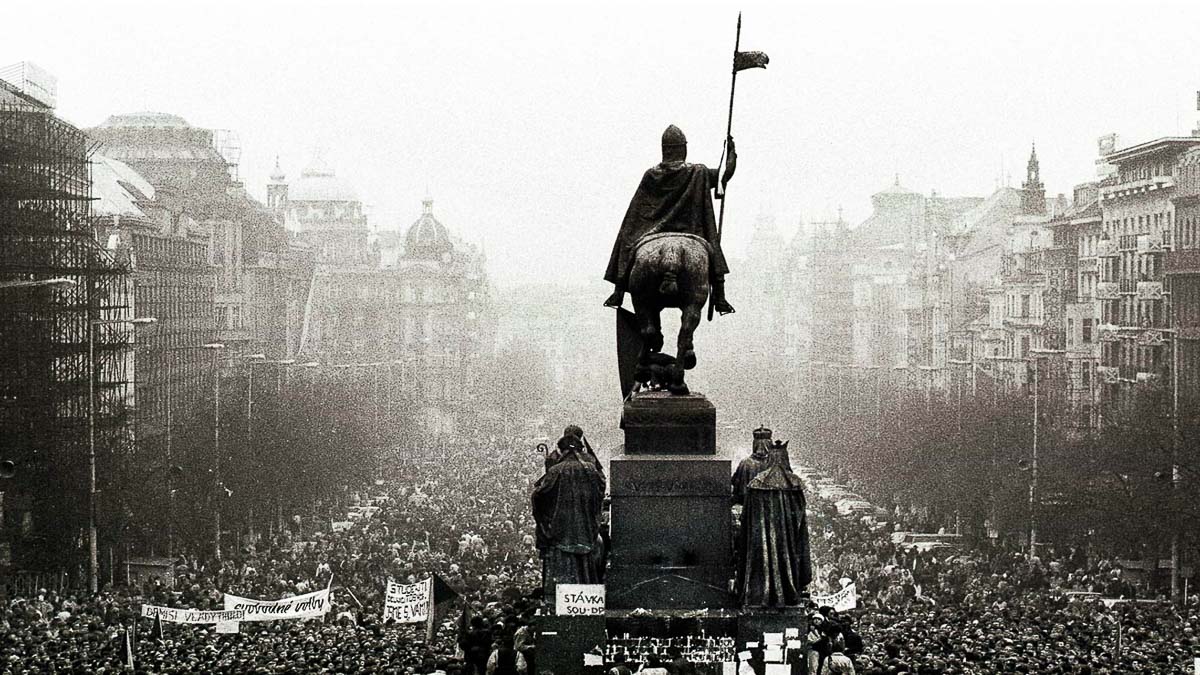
left=627, top=232, right=711, bottom=395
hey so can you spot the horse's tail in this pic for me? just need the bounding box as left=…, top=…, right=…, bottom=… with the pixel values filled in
left=659, top=271, right=678, bottom=296
left=657, top=244, right=682, bottom=296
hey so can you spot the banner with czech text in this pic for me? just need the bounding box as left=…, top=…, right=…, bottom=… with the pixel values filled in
left=812, top=583, right=857, bottom=612
left=141, top=605, right=245, bottom=624
left=222, top=587, right=332, bottom=622
left=383, top=578, right=432, bottom=623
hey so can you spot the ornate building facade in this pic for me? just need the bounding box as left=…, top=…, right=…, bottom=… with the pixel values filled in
left=268, top=157, right=492, bottom=436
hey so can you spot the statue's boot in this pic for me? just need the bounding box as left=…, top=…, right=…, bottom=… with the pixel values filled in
left=711, top=280, right=736, bottom=315
left=604, top=287, right=625, bottom=308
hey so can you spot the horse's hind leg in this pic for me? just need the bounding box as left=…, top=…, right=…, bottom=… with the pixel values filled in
left=678, top=303, right=701, bottom=370
left=636, top=305, right=663, bottom=356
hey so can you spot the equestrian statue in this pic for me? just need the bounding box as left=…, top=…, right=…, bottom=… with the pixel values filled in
left=605, top=125, right=737, bottom=397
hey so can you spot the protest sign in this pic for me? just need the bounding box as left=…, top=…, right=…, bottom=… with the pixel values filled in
left=811, top=583, right=857, bottom=612
left=383, top=578, right=431, bottom=623
left=223, top=587, right=332, bottom=622
left=141, top=605, right=245, bottom=624
left=555, top=584, right=605, bottom=616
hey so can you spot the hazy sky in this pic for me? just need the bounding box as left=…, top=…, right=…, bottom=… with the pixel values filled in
left=8, top=0, right=1200, bottom=286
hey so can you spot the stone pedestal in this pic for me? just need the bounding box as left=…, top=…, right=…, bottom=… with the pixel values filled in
left=535, top=614, right=606, bottom=675
left=621, top=392, right=716, bottom=455
left=607, top=392, right=733, bottom=610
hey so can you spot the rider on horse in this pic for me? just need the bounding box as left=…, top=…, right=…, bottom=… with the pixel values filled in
left=603, top=125, right=737, bottom=316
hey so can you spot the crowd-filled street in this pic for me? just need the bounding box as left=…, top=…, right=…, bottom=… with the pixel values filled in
left=4, top=3, right=1200, bottom=672
left=2, top=440, right=1197, bottom=674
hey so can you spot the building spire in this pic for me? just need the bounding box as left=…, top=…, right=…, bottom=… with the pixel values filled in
left=1025, top=142, right=1041, bottom=190
left=1020, top=141, right=1046, bottom=215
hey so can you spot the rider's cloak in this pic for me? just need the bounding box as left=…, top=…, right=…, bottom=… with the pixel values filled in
left=604, top=161, right=730, bottom=286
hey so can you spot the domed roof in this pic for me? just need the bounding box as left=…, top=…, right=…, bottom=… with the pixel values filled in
left=99, top=112, right=191, bottom=128
left=269, top=156, right=286, bottom=183
left=288, top=158, right=360, bottom=202
left=404, top=198, right=454, bottom=260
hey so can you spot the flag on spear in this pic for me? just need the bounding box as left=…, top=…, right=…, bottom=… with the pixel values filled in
left=734, top=50, right=770, bottom=72
left=710, top=13, right=769, bottom=321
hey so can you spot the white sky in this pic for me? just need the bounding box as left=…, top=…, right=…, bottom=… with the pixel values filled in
left=8, top=0, right=1200, bottom=286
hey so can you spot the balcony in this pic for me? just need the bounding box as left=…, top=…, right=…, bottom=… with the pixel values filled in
left=1004, top=315, right=1043, bottom=328
left=1136, top=281, right=1164, bottom=300
left=1099, top=175, right=1176, bottom=201
left=1096, top=282, right=1120, bottom=299
left=1165, top=249, right=1200, bottom=275
left=1137, top=232, right=1165, bottom=253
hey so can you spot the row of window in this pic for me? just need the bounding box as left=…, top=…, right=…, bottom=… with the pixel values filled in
left=1100, top=298, right=1167, bottom=328
left=1103, top=211, right=1171, bottom=240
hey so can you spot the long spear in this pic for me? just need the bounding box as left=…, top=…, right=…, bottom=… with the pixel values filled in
left=710, top=13, right=768, bottom=321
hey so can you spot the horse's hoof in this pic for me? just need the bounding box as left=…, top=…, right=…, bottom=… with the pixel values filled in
left=667, top=382, right=690, bottom=396
left=681, top=350, right=697, bottom=370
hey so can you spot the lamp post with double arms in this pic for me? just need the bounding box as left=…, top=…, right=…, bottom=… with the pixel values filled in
left=88, top=316, right=156, bottom=594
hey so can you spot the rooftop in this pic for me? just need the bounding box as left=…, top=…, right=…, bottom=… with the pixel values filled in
left=1104, top=137, right=1200, bottom=165
left=98, top=111, right=192, bottom=128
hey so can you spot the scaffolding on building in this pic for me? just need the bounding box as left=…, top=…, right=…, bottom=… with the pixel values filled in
left=0, top=96, right=133, bottom=581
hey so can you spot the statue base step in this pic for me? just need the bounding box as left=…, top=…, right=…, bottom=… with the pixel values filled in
left=621, top=392, right=716, bottom=455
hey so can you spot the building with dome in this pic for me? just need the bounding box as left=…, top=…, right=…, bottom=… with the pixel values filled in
left=282, top=183, right=493, bottom=436
left=271, top=157, right=370, bottom=267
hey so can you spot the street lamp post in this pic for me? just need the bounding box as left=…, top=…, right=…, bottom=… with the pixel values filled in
left=1030, top=354, right=1039, bottom=557
left=88, top=316, right=156, bottom=594
left=1026, top=348, right=1063, bottom=560
left=201, top=343, right=226, bottom=563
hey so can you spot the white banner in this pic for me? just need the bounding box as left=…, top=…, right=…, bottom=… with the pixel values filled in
left=555, top=584, right=605, bottom=616
left=383, top=578, right=431, bottom=623
left=141, top=605, right=245, bottom=624
left=223, top=587, right=332, bottom=622
left=812, top=583, right=857, bottom=612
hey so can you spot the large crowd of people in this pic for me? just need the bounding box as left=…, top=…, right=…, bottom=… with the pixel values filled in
left=3, top=434, right=1199, bottom=674
left=804, top=489, right=1200, bottom=674
left=0, top=442, right=547, bottom=674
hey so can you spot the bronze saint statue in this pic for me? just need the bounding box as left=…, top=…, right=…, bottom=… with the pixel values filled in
left=735, top=433, right=811, bottom=608
left=532, top=433, right=606, bottom=598
left=606, top=126, right=737, bottom=397
left=543, top=424, right=605, bottom=482
left=732, top=427, right=772, bottom=505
